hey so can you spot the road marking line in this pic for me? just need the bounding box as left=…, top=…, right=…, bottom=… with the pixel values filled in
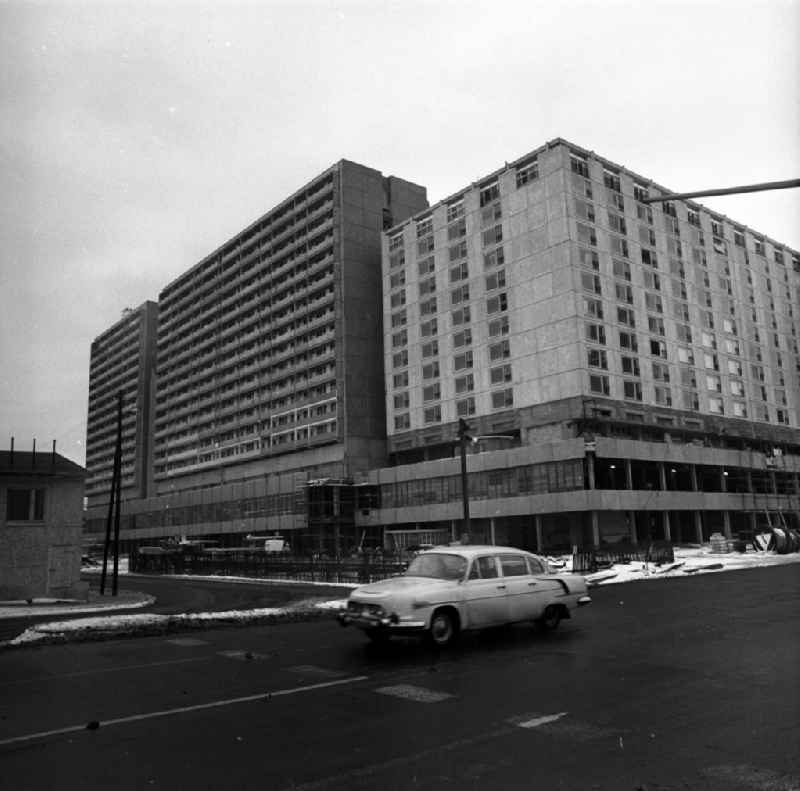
left=510, top=712, right=568, bottom=729
left=217, top=650, right=271, bottom=661
left=164, top=637, right=209, bottom=646
left=701, top=764, right=800, bottom=791
left=0, top=657, right=210, bottom=686
left=375, top=684, right=453, bottom=703
left=287, top=665, right=346, bottom=678
left=0, top=675, right=369, bottom=748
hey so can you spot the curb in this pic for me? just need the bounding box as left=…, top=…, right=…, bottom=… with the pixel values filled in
left=1, top=606, right=337, bottom=650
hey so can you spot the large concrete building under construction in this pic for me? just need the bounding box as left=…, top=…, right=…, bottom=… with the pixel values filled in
left=84, top=140, right=799, bottom=554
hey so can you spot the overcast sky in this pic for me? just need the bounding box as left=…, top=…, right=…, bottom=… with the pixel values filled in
left=1, top=0, right=798, bottom=467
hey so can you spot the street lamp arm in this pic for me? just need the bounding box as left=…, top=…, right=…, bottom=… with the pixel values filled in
left=642, top=178, right=800, bottom=203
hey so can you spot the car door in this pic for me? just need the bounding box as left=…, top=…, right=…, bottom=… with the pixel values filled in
left=462, top=555, right=509, bottom=628
left=525, top=555, right=565, bottom=619
left=499, top=553, right=538, bottom=622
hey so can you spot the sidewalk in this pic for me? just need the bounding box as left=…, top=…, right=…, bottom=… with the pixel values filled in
left=3, top=545, right=799, bottom=650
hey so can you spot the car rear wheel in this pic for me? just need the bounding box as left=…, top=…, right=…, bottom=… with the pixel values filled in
left=428, top=609, right=458, bottom=647
left=539, top=605, right=561, bottom=631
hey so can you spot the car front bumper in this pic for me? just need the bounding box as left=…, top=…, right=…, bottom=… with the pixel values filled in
left=337, top=610, right=426, bottom=632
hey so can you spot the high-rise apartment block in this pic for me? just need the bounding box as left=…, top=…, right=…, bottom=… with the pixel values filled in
left=84, top=161, right=427, bottom=549
left=366, top=138, right=799, bottom=550
left=85, top=301, right=158, bottom=508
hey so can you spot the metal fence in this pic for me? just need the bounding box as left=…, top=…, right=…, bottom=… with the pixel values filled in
left=572, top=541, right=674, bottom=573
left=129, top=549, right=408, bottom=585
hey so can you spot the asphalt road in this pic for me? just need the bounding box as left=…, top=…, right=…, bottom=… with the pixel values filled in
left=1, top=565, right=798, bottom=791
left=0, top=573, right=353, bottom=642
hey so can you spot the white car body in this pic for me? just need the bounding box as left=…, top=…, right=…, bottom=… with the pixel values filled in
left=337, top=545, right=591, bottom=646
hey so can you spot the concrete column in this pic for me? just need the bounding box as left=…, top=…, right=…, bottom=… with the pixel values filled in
left=663, top=511, right=672, bottom=542
left=769, top=469, right=778, bottom=495
left=490, top=518, right=496, bottom=546
left=721, top=468, right=728, bottom=492
left=535, top=515, right=543, bottom=553
left=659, top=462, right=667, bottom=491
left=629, top=512, right=638, bottom=545
left=591, top=511, right=600, bottom=547
left=625, top=459, right=633, bottom=489
left=694, top=510, right=704, bottom=543
left=451, top=520, right=458, bottom=542
left=690, top=464, right=698, bottom=491
left=746, top=469, right=753, bottom=494
left=722, top=510, right=732, bottom=539
left=749, top=511, right=757, bottom=535
left=587, top=454, right=596, bottom=489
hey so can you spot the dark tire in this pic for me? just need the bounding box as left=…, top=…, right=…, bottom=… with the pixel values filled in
left=538, top=605, right=561, bottom=631
left=427, top=609, right=458, bottom=648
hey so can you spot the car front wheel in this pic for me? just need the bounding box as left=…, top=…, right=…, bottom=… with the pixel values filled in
left=538, top=605, right=561, bottom=631
left=428, top=609, right=458, bottom=647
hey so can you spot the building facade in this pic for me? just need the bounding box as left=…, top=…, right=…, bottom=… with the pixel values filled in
left=83, top=160, right=427, bottom=551
left=85, top=301, right=158, bottom=509
left=371, top=138, right=799, bottom=550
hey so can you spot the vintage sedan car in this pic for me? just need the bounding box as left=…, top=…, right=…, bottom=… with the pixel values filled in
left=337, top=545, right=590, bottom=646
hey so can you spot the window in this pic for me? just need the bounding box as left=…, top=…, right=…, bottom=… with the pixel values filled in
left=485, top=270, right=506, bottom=291
left=388, top=232, right=404, bottom=252
left=449, top=240, right=468, bottom=262
left=484, top=247, right=505, bottom=269
left=706, top=374, right=721, bottom=392
left=450, top=261, right=469, bottom=282
left=643, top=270, right=661, bottom=291
left=391, top=310, right=406, bottom=328
left=392, top=350, right=408, bottom=368
left=733, top=229, right=745, bottom=248
left=588, top=348, right=608, bottom=369
left=394, top=413, right=410, bottom=430
left=732, top=401, right=747, bottom=418
left=421, top=340, right=439, bottom=359
left=455, top=373, right=474, bottom=393
left=723, top=318, right=737, bottom=335
left=516, top=158, right=539, bottom=186
left=424, top=405, right=442, bottom=424
left=704, top=352, right=719, bottom=371
left=709, top=397, right=724, bottom=414
left=454, top=351, right=473, bottom=371
left=487, top=293, right=509, bottom=314
left=489, top=315, right=509, bottom=337
left=585, top=297, right=604, bottom=319
left=393, top=392, right=410, bottom=411
left=623, top=380, right=643, bottom=401
left=578, top=248, right=600, bottom=271
left=456, top=396, right=476, bottom=417
left=390, top=270, right=406, bottom=289
left=589, top=374, right=610, bottom=395
left=687, top=208, right=700, bottom=227
left=615, top=283, right=633, bottom=303
left=582, top=271, right=602, bottom=294
left=490, top=364, right=513, bottom=384
left=609, top=236, right=629, bottom=258
left=652, top=362, right=670, bottom=382
left=608, top=211, right=627, bottom=235
left=452, top=306, right=471, bottom=325
left=422, top=361, right=440, bottom=380
left=654, top=386, right=672, bottom=406
left=419, top=276, right=436, bottom=297
left=423, top=383, right=441, bottom=402
left=392, top=330, right=407, bottom=348
left=637, top=204, right=653, bottom=224
left=453, top=329, right=472, bottom=348
left=577, top=223, right=597, bottom=246
left=678, top=346, right=694, bottom=365
left=451, top=284, right=470, bottom=305
left=621, top=356, right=640, bottom=376
left=702, top=331, right=716, bottom=349
left=416, top=217, right=433, bottom=238
left=676, top=323, right=692, bottom=343
left=491, top=388, right=514, bottom=408
left=648, top=316, right=665, bottom=335
left=389, top=249, right=405, bottom=269
left=489, top=339, right=511, bottom=361
left=585, top=322, right=606, bottom=344
left=420, top=297, right=437, bottom=316
left=418, top=256, right=435, bottom=276
left=6, top=488, right=45, bottom=521
left=482, top=224, right=503, bottom=247
left=393, top=371, right=409, bottom=388
left=570, top=153, right=589, bottom=177
left=447, top=218, right=466, bottom=240
left=617, top=307, right=635, bottom=327
left=575, top=199, right=595, bottom=222
left=480, top=182, right=500, bottom=207
left=641, top=249, right=658, bottom=268
left=680, top=367, right=697, bottom=388
left=390, top=290, right=406, bottom=308
left=634, top=182, right=649, bottom=203
left=613, top=259, right=631, bottom=280
left=446, top=200, right=464, bottom=222
left=729, top=379, right=745, bottom=397
left=645, top=293, right=663, bottom=313
left=650, top=338, right=667, bottom=358
left=603, top=168, right=621, bottom=192
left=421, top=318, right=438, bottom=337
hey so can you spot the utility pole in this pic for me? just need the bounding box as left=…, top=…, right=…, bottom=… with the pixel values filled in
left=100, top=390, right=123, bottom=595
left=457, top=418, right=473, bottom=544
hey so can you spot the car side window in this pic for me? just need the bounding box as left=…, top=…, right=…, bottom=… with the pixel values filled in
left=526, top=557, right=545, bottom=575
left=475, top=556, right=499, bottom=579
left=499, top=554, right=528, bottom=577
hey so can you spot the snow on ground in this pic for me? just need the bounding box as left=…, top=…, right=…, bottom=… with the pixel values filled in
left=4, top=545, right=799, bottom=648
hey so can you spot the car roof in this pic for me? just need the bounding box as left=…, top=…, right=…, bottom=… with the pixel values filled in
left=421, top=545, right=539, bottom=560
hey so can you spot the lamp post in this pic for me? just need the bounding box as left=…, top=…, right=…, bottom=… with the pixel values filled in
left=100, top=391, right=124, bottom=595
left=457, top=418, right=473, bottom=544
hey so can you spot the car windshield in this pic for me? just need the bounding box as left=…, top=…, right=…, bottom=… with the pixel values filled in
left=405, top=553, right=467, bottom=581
